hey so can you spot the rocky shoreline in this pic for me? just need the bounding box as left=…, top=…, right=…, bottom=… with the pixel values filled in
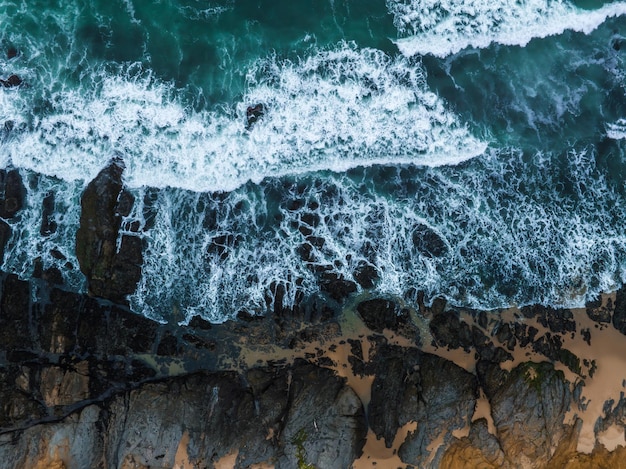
left=2, top=161, right=626, bottom=468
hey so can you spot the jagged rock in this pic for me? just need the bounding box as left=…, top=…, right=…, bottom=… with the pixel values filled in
left=0, top=273, right=33, bottom=352
left=0, top=361, right=366, bottom=469
left=0, top=220, right=11, bottom=264
left=521, top=305, right=576, bottom=334
left=412, top=223, right=448, bottom=258
left=353, top=261, right=378, bottom=288
left=0, top=404, right=103, bottom=469
left=440, top=418, right=505, bottom=468
left=276, top=360, right=367, bottom=468
left=586, top=295, right=612, bottom=324
left=0, top=168, right=25, bottom=218
left=478, top=361, right=572, bottom=467
left=397, top=354, right=479, bottom=467
left=356, top=298, right=418, bottom=341
left=612, top=287, right=626, bottom=335
left=319, top=272, right=357, bottom=302
left=75, top=158, right=143, bottom=303
left=429, top=309, right=474, bottom=351
left=367, top=345, right=478, bottom=467
left=0, top=75, right=22, bottom=87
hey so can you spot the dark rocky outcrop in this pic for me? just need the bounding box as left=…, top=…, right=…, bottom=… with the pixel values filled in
left=75, top=158, right=143, bottom=303
left=412, top=223, right=448, bottom=258
left=0, top=168, right=26, bottom=261
left=612, top=286, right=626, bottom=335
left=356, top=298, right=418, bottom=340
left=368, top=344, right=478, bottom=467
left=2, top=264, right=626, bottom=467
left=478, top=361, right=572, bottom=466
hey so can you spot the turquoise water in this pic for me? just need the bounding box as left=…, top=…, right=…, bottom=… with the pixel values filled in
left=1, top=0, right=626, bottom=322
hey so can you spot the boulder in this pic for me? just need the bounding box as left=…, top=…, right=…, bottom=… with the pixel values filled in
left=75, top=158, right=143, bottom=303
left=0, top=168, right=25, bottom=219
left=477, top=361, right=572, bottom=466
left=276, top=360, right=367, bottom=468
left=367, top=344, right=478, bottom=467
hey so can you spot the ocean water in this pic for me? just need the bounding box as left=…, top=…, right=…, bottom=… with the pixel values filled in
left=1, top=0, right=626, bottom=323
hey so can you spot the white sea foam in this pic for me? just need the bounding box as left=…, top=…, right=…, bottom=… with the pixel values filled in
left=0, top=43, right=485, bottom=193
left=390, top=0, right=626, bottom=57
left=607, top=118, right=626, bottom=139
left=126, top=144, right=626, bottom=323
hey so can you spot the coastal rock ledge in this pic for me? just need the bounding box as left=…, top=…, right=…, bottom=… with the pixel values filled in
left=3, top=272, right=626, bottom=468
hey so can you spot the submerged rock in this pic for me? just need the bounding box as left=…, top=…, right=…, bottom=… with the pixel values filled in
left=0, top=74, right=22, bottom=87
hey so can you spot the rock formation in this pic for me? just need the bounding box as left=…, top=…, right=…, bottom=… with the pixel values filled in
left=1, top=165, right=626, bottom=468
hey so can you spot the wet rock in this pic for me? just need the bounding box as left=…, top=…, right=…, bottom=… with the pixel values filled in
left=0, top=74, right=22, bottom=87
left=368, top=344, right=478, bottom=467
left=0, top=404, right=103, bottom=469
left=612, top=286, right=626, bottom=335
left=478, top=361, right=572, bottom=466
left=319, top=272, right=357, bottom=302
left=440, top=418, right=505, bottom=468
left=40, top=191, right=57, bottom=236
left=412, top=223, right=447, bottom=258
left=75, top=158, right=143, bottom=303
left=246, top=103, right=265, bottom=130
left=0, top=168, right=25, bottom=219
left=521, top=305, right=576, bottom=334
left=586, top=297, right=612, bottom=324
left=429, top=309, right=474, bottom=351
left=397, top=354, right=478, bottom=467
left=356, top=298, right=417, bottom=340
left=495, top=322, right=516, bottom=350
left=0, top=273, right=34, bottom=352
left=277, top=360, right=367, bottom=468
left=156, top=331, right=179, bottom=356
left=353, top=261, right=378, bottom=289
left=0, top=219, right=11, bottom=262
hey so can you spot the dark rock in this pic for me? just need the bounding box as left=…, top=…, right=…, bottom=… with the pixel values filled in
left=429, top=309, right=473, bottom=351
left=0, top=168, right=25, bottom=219
left=75, top=158, right=143, bottom=303
left=300, top=211, right=320, bottom=227
left=40, top=191, right=57, bottom=236
left=38, top=288, right=81, bottom=353
left=468, top=418, right=506, bottom=466
left=613, top=286, right=626, bottom=335
left=412, top=223, right=447, bottom=258
left=586, top=300, right=612, bottom=324
left=0, top=75, right=22, bottom=87
left=528, top=332, right=580, bottom=375
left=368, top=344, right=478, bottom=465
left=495, top=322, right=516, bottom=350
left=397, top=353, right=478, bottom=467
left=522, top=305, right=576, bottom=334
left=479, top=360, right=572, bottom=465
left=246, top=103, right=265, bottom=130
left=188, top=315, right=212, bottom=330
left=353, top=262, right=378, bottom=289
left=0, top=219, right=11, bottom=262
left=7, top=47, right=17, bottom=59
left=357, top=298, right=400, bottom=333
left=0, top=274, right=33, bottom=351
left=356, top=298, right=418, bottom=342
left=156, top=331, right=179, bottom=356
left=319, top=273, right=357, bottom=302
left=277, top=360, right=367, bottom=468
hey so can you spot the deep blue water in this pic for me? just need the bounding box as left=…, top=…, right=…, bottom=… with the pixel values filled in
left=2, top=0, right=626, bottom=322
